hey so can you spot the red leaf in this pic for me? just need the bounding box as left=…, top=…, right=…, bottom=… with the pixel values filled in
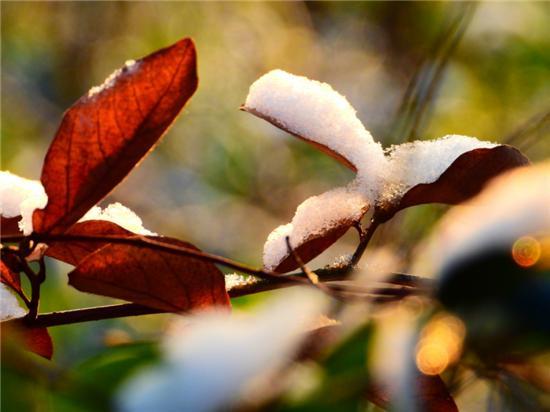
left=273, top=224, right=353, bottom=273
left=33, top=38, right=198, bottom=234
left=46, top=220, right=133, bottom=266
left=1, top=253, right=22, bottom=293
left=376, top=145, right=529, bottom=222
left=68, top=238, right=230, bottom=312
left=1, top=216, right=22, bottom=237
left=1, top=322, right=54, bottom=360
left=22, top=327, right=54, bottom=360
left=241, top=107, right=357, bottom=171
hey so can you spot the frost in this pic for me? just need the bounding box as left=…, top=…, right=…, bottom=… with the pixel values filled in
left=224, top=273, right=260, bottom=291
left=0, top=283, right=26, bottom=321
left=87, top=60, right=139, bottom=98
left=263, top=185, right=369, bottom=270
left=0, top=171, right=48, bottom=235
left=415, top=161, right=550, bottom=275
left=245, top=70, right=387, bottom=192
left=118, top=288, right=327, bottom=412
left=79, top=202, right=156, bottom=236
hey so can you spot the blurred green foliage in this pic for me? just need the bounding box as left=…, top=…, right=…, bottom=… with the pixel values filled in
left=1, top=2, right=549, bottom=411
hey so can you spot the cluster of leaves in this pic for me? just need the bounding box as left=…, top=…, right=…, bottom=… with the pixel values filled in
left=1, top=38, right=229, bottom=358
left=1, top=37, right=545, bottom=412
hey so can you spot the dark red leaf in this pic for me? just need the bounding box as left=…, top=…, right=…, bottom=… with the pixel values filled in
left=46, top=220, right=133, bottom=266
left=33, top=38, right=198, bottom=234
left=0, top=253, right=22, bottom=293
left=68, top=238, right=230, bottom=312
left=241, top=107, right=358, bottom=171
left=273, top=224, right=353, bottom=273
left=22, top=327, right=54, bottom=360
left=1, top=322, right=54, bottom=360
left=1, top=216, right=23, bottom=237
left=376, top=145, right=530, bottom=222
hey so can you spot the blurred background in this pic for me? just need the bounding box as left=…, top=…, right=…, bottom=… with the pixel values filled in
left=1, top=2, right=549, bottom=410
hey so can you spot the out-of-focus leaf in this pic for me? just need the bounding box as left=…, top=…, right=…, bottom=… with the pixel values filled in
left=62, top=342, right=159, bottom=411
left=46, top=220, right=133, bottom=266
left=438, top=249, right=550, bottom=357
left=33, top=38, right=198, bottom=234
left=377, top=145, right=530, bottom=222
left=68, top=238, right=230, bottom=312
left=408, top=372, right=458, bottom=412
left=23, top=327, right=54, bottom=360
left=2, top=322, right=53, bottom=360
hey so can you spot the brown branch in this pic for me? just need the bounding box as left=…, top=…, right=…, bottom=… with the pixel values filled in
left=26, top=232, right=313, bottom=288
left=3, top=263, right=432, bottom=329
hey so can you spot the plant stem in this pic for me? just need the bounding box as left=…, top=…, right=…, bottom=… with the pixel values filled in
left=3, top=267, right=432, bottom=328
left=351, top=218, right=380, bottom=266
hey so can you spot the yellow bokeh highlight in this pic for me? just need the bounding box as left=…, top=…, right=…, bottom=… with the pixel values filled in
left=512, top=236, right=542, bottom=268
left=416, top=313, right=465, bottom=376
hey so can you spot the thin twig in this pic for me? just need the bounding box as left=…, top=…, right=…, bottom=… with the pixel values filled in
left=351, top=218, right=380, bottom=266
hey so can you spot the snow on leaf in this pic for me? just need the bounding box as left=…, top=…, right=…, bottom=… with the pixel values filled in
left=79, top=202, right=156, bottom=236
left=117, top=287, right=327, bottom=412
left=263, top=185, right=369, bottom=272
left=243, top=69, right=387, bottom=194
left=0, top=171, right=47, bottom=235
left=246, top=71, right=529, bottom=271
left=0, top=283, right=26, bottom=321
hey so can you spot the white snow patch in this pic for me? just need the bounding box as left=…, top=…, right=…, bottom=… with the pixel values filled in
left=245, top=69, right=387, bottom=194
left=0, top=171, right=47, bottom=235
left=263, top=184, right=369, bottom=270
left=381, top=135, right=496, bottom=203
left=224, top=273, right=260, bottom=291
left=0, top=283, right=26, bottom=321
left=415, top=161, right=549, bottom=276
left=79, top=202, right=156, bottom=236
left=87, top=60, right=139, bottom=98
left=117, top=288, right=327, bottom=412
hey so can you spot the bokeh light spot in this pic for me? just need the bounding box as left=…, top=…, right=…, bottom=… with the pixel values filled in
left=415, top=313, right=465, bottom=376
left=512, top=236, right=541, bottom=268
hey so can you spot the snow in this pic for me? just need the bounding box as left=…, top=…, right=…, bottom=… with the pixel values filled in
left=263, top=185, right=369, bottom=270
left=244, top=69, right=387, bottom=193
left=117, top=287, right=327, bottom=412
left=87, top=60, right=139, bottom=98
left=0, top=171, right=47, bottom=235
left=0, top=171, right=154, bottom=236
left=224, top=273, right=260, bottom=291
left=79, top=202, right=156, bottom=236
left=415, top=161, right=550, bottom=276
left=381, top=135, right=496, bottom=203
left=246, top=71, right=501, bottom=270
left=0, top=283, right=26, bottom=321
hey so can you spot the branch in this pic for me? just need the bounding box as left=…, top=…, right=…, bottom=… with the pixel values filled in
left=23, top=232, right=312, bottom=287
left=5, top=268, right=432, bottom=328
